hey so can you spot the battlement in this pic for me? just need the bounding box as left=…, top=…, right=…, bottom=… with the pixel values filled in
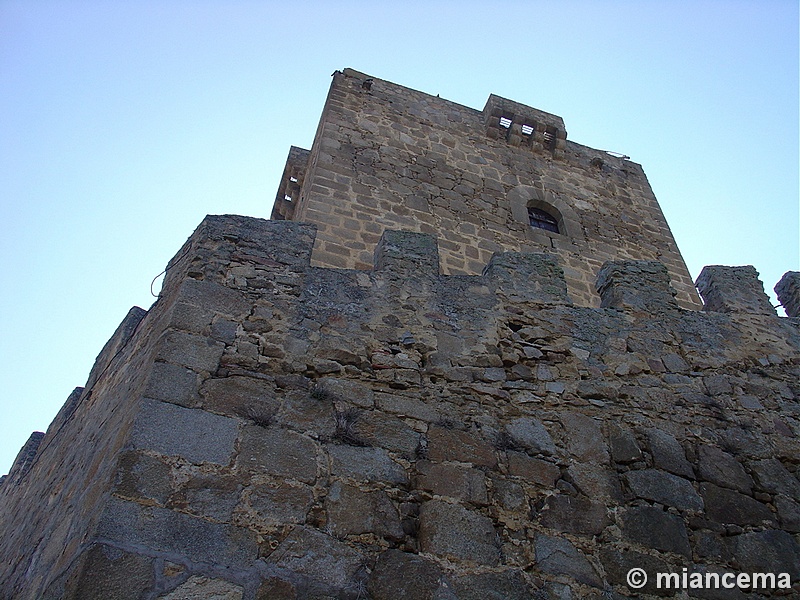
left=1, top=214, right=798, bottom=599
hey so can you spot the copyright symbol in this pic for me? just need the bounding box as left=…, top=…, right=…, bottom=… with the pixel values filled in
left=627, top=567, right=647, bottom=589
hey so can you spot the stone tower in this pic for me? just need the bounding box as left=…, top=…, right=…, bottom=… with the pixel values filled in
left=1, top=70, right=798, bottom=599
left=273, top=68, right=701, bottom=310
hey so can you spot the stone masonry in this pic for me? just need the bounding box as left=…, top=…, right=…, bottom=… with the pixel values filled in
left=272, top=68, right=702, bottom=310
left=1, top=71, right=799, bottom=599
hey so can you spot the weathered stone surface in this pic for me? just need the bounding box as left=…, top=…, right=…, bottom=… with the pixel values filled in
left=451, top=569, right=537, bottom=600
left=539, top=494, right=610, bottom=535
left=326, top=481, right=403, bottom=539
left=620, top=505, right=691, bottom=557
left=177, top=278, right=251, bottom=317
left=367, top=549, right=446, bottom=600
left=255, top=577, right=297, bottom=600
left=505, top=417, right=556, bottom=456
left=608, top=424, right=641, bottom=463
left=267, top=527, right=365, bottom=590
left=200, top=376, right=279, bottom=421
left=775, top=494, right=800, bottom=532
left=316, top=377, right=374, bottom=408
left=96, top=497, right=258, bottom=568
left=600, top=547, right=671, bottom=597
left=700, top=482, right=775, bottom=526
left=568, top=463, right=622, bottom=502
left=145, top=361, right=200, bottom=407
left=277, top=389, right=336, bottom=438
left=131, top=399, right=238, bottom=465
left=625, top=469, right=703, bottom=511
left=70, top=544, right=153, bottom=600
left=351, top=410, right=421, bottom=456
left=696, top=445, right=752, bottom=493
left=375, top=391, right=440, bottom=422
left=327, top=444, right=407, bottom=485
left=246, top=481, right=313, bottom=525
left=178, top=474, right=241, bottom=521
left=728, top=529, right=800, bottom=579
left=157, top=330, right=225, bottom=372
left=115, top=451, right=172, bottom=504
left=418, top=500, right=500, bottom=565
left=535, top=534, right=602, bottom=588
left=646, top=428, right=693, bottom=479
left=749, top=458, right=800, bottom=499
left=507, top=451, right=560, bottom=487
left=427, top=425, right=497, bottom=467
left=416, top=461, right=488, bottom=505
left=158, top=575, right=243, bottom=600
left=237, top=425, right=318, bottom=483
left=562, top=412, right=608, bottom=463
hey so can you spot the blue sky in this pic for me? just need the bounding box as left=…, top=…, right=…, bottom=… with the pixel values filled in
left=1, top=1, right=797, bottom=475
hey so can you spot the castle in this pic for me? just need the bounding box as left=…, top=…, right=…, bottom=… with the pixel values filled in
left=1, top=69, right=798, bottom=599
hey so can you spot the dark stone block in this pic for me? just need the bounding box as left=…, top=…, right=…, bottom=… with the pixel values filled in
left=237, top=425, right=318, bottom=483
left=600, top=547, right=672, bottom=597
left=507, top=451, right=560, bottom=487
left=504, top=417, right=556, bottom=456
left=427, top=425, right=498, bottom=467
left=646, top=428, right=693, bottom=479
left=69, top=544, right=153, bottom=600
left=327, top=444, right=407, bottom=485
left=200, top=375, right=279, bottom=422
left=620, top=505, right=691, bottom=557
left=144, top=361, right=201, bottom=408
left=700, top=482, right=775, bottom=526
left=131, top=399, right=238, bottom=465
left=267, top=526, right=364, bottom=590
left=625, top=469, right=703, bottom=511
left=696, top=445, right=752, bottom=493
left=451, top=569, right=537, bottom=600
left=608, top=424, right=641, bottom=463
left=96, top=497, right=258, bottom=568
left=728, top=529, right=800, bottom=579
left=539, top=494, right=610, bottom=535
left=326, top=481, right=403, bottom=540
left=536, top=534, right=602, bottom=588
left=418, top=500, right=501, bottom=565
left=368, top=549, right=446, bottom=600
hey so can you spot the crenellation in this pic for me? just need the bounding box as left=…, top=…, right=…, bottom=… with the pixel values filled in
left=775, top=271, right=800, bottom=318
left=696, top=265, right=777, bottom=316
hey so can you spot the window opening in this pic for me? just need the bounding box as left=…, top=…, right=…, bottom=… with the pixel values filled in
left=528, top=207, right=559, bottom=233
left=543, top=126, right=557, bottom=152
left=499, top=117, right=512, bottom=129
left=289, top=176, right=298, bottom=183
left=521, top=124, right=534, bottom=136
left=284, top=194, right=293, bottom=202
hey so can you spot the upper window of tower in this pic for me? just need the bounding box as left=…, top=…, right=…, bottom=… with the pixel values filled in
left=528, top=207, right=559, bottom=234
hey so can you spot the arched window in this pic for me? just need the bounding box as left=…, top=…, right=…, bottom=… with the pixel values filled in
left=528, top=207, right=560, bottom=234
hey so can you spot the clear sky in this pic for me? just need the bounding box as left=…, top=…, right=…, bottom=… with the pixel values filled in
left=1, top=1, right=797, bottom=475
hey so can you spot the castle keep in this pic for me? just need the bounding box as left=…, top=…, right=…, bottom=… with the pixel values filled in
left=1, top=70, right=799, bottom=599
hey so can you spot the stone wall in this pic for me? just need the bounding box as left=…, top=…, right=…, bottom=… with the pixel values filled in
left=2, top=215, right=798, bottom=599
left=274, top=68, right=702, bottom=310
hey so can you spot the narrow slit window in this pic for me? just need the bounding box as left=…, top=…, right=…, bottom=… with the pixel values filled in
left=284, top=194, right=293, bottom=202
left=289, top=176, right=298, bottom=183
left=499, top=117, right=512, bottom=129
left=528, top=207, right=559, bottom=234
left=521, top=124, right=534, bottom=136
